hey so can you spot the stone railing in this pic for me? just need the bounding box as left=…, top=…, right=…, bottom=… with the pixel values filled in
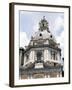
left=44, top=59, right=62, bottom=64
left=20, top=66, right=63, bottom=75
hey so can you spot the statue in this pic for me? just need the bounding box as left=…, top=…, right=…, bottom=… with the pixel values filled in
left=39, top=16, right=50, bottom=32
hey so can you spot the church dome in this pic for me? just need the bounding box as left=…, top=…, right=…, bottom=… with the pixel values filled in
left=29, top=16, right=57, bottom=46
left=32, top=30, right=52, bottom=40
left=31, top=16, right=56, bottom=42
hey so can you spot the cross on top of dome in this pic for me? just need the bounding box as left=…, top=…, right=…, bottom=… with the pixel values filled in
left=39, top=16, right=49, bottom=32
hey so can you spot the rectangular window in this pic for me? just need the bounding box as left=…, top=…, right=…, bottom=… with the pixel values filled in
left=35, top=50, right=44, bottom=63
left=51, top=50, right=57, bottom=60
left=26, top=54, right=29, bottom=62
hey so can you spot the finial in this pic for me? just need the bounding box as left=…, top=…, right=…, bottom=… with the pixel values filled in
left=39, top=16, right=49, bottom=31
left=43, top=16, right=45, bottom=19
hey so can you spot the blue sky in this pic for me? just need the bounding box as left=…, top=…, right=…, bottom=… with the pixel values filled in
left=19, top=10, right=64, bottom=57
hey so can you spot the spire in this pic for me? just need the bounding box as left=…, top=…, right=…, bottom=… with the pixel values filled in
left=39, top=16, right=49, bottom=32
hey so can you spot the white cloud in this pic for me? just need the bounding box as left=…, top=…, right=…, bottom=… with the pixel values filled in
left=52, top=16, right=64, bottom=58
left=56, top=31, right=64, bottom=46
left=32, top=17, right=41, bottom=36
left=54, top=16, right=64, bottom=32
left=32, top=22, right=39, bottom=33
left=56, top=31, right=64, bottom=57
left=20, top=32, right=30, bottom=48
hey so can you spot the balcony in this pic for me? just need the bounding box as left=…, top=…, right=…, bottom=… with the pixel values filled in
left=35, top=60, right=44, bottom=63
left=44, top=59, right=62, bottom=67
left=45, top=59, right=61, bottom=64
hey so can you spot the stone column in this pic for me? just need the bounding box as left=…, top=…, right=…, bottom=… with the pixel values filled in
left=57, top=73, right=59, bottom=77
left=48, top=75, right=50, bottom=78
left=19, top=52, right=22, bottom=66
left=23, top=55, right=26, bottom=66
left=57, top=51, right=60, bottom=61
left=44, top=74, right=47, bottom=78
left=32, top=50, right=35, bottom=62
left=44, top=49, right=48, bottom=62
left=30, top=75, right=33, bottom=79
left=29, top=50, right=35, bottom=63
left=27, top=74, right=32, bottom=79
left=60, top=72, right=62, bottom=77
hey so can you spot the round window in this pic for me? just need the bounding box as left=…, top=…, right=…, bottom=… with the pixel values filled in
left=50, top=35, right=52, bottom=38
left=40, top=33, right=42, bottom=36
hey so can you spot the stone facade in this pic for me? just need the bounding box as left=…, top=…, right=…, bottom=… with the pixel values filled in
left=19, top=16, right=64, bottom=79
